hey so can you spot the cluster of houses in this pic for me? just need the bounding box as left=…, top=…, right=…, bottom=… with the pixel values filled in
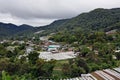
left=0, top=35, right=75, bottom=53
left=0, top=36, right=75, bottom=61
left=0, top=39, right=34, bottom=54
left=41, top=40, right=61, bottom=53
left=1, top=36, right=120, bottom=61
left=40, top=36, right=74, bottom=53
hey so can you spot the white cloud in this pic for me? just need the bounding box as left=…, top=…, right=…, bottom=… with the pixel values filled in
left=0, top=0, right=119, bottom=26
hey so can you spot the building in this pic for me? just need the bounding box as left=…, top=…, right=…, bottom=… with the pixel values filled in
left=26, top=47, right=34, bottom=54
left=115, top=50, right=120, bottom=53
left=6, top=46, right=15, bottom=52
left=47, top=45, right=61, bottom=52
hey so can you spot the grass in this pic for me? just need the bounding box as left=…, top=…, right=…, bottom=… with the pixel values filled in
left=54, top=59, right=69, bottom=69
left=52, top=59, right=70, bottom=78
left=52, top=70, right=66, bottom=78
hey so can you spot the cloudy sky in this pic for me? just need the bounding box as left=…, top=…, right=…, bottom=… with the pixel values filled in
left=0, top=0, right=120, bottom=26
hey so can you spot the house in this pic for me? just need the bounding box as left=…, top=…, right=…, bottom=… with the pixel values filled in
left=40, top=36, right=48, bottom=41
left=26, top=41, right=35, bottom=46
left=0, top=40, right=10, bottom=44
left=47, top=45, right=61, bottom=52
left=6, top=46, right=15, bottom=52
left=115, top=50, right=120, bottom=53
left=12, top=40, right=25, bottom=45
left=26, top=47, right=34, bottom=54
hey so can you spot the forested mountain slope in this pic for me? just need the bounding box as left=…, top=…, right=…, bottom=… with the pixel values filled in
left=0, top=23, right=36, bottom=38
left=41, top=8, right=120, bottom=33
left=1, top=8, right=120, bottom=38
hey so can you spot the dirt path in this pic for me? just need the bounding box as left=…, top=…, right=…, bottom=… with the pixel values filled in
left=54, top=68, right=62, bottom=71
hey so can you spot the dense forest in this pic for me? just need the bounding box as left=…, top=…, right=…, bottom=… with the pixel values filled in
left=39, top=8, right=120, bottom=36
left=0, top=23, right=37, bottom=40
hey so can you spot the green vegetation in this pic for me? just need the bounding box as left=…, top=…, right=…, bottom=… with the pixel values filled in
left=49, top=30, right=120, bottom=77
left=53, top=60, right=69, bottom=78
left=0, top=23, right=36, bottom=40
left=0, top=8, right=120, bottom=79
left=0, top=43, right=56, bottom=80
left=0, top=34, right=120, bottom=79
left=38, top=8, right=120, bottom=36
left=1, top=8, right=120, bottom=39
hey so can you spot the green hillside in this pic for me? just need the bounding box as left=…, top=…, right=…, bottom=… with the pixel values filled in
left=40, top=8, right=120, bottom=34
left=1, top=8, right=120, bottom=38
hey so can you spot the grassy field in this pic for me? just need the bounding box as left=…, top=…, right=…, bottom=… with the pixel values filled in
left=52, top=59, right=69, bottom=78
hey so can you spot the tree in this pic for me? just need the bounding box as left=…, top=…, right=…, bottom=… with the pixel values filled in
left=34, top=59, right=45, bottom=77
left=28, top=51, right=39, bottom=64
left=80, top=46, right=91, bottom=57
left=76, top=58, right=90, bottom=73
left=62, top=63, right=71, bottom=76
left=116, top=52, right=120, bottom=60
left=41, top=62, right=55, bottom=77
left=70, top=64, right=85, bottom=77
left=2, top=71, right=11, bottom=80
left=5, top=51, right=13, bottom=58
left=34, top=59, right=55, bottom=77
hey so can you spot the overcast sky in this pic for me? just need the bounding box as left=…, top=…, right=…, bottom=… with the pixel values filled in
left=0, top=0, right=120, bottom=26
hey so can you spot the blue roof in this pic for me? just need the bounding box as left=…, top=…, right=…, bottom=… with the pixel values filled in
left=48, top=45, right=60, bottom=48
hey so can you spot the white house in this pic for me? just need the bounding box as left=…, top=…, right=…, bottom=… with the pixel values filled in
left=115, top=50, right=120, bottom=53
left=26, top=47, right=34, bottom=54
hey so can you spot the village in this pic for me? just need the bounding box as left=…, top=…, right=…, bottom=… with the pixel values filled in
left=1, top=36, right=120, bottom=61
left=0, top=36, right=77, bottom=61
left=1, top=36, right=120, bottom=80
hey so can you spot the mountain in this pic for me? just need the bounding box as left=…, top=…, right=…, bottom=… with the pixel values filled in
left=0, top=23, right=36, bottom=38
left=38, top=19, right=69, bottom=30
left=1, top=8, right=120, bottom=38
left=39, top=8, right=120, bottom=34
left=0, top=19, right=69, bottom=38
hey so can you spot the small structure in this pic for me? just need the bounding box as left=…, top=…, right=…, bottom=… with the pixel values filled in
left=115, top=50, right=120, bottom=53
left=106, top=29, right=117, bottom=35
left=40, top=36, right=48, bottom=41
left=6, top=46, right=15, bottom=52
left=0, top=40, right=10, bottom=44
left=12, top=40, right=25, bottom=45
left=26, top=47, right=34, bottom=54
left=47, top=45, right=60, bottom=52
